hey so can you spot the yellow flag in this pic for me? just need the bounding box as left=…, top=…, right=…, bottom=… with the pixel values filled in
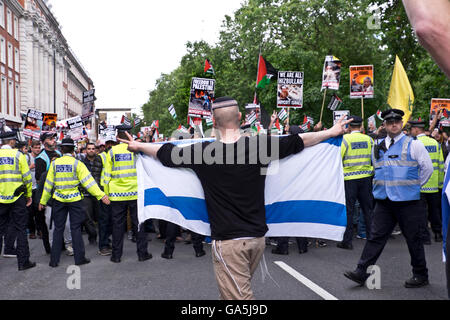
left=387, top=56, right=415, bottom=124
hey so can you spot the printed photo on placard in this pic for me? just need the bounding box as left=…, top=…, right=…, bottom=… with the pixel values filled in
left=430, top=98, right=450, bottom=127
left=188, top=78, right=215, bottom=119
left=245, top=103, right=261, bottom=125
left=277, top=71, right=303, bottom=108
left=322, top=56, right=341, bottom=91
left=350, top=65, right=374, bottom=99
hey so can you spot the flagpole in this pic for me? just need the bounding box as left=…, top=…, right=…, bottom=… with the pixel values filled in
left=319, top=87, right=328, bottom=123
left=361, top=95, right=365, bottom=131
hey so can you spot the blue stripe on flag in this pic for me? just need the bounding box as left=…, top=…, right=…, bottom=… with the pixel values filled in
left=144, top=188, right=209, bottom=223
left=266, top=200, right=347, bottom=226
left=145, top=188, right=346, bottom=228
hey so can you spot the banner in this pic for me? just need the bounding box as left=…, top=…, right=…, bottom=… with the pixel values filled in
left=350, top=65, right=374, bottom=99
left=137, top=137, right=346, bottom=240
left=322, top=56, right=342, bottom=91
left=188, top=78, right=215, bottom=119
left=333, top=110, right=350, bottom=125
left=430, top=98, right=450, bottom=127
left=277, top=71, right=304, bottom=108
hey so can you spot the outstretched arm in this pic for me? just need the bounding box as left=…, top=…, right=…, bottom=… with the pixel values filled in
left=117, top=132, right=163, bottom=158
left=300, top=116, right=353, bottom=148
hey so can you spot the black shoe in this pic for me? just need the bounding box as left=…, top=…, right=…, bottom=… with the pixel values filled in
left=138, top=253, right=153, bottom=262
left=271, top=248, right=289, bottom=255
left=18, top=261, right=36, bottom=271
left=131, top=236, right=137, bottom=243
left=435, top=233, right=443, bottom=243
left=76, top=258, right=91, bottom=266
left=110, top=257, right=121, bottom=263
left=299, top=249, right=308, bottom=254
left=337, top=242, right=353, bottom=250
left=344, top=270, right=368, bottom=286
left=405, top=276, right=429, bottom=288
left=423, top=239, right=432, bottom=245
left=49, top=262, right=58, bottom=268
left=161, top=253, right=173, bottom=259
left=195, top=250, right=206, bottom=258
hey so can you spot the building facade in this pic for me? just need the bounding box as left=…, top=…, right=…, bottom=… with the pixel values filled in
left=0, top=0, right=94, bottom=129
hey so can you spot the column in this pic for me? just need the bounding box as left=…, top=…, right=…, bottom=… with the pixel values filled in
left=39, top=43, right=44, bottom=111
left=32, top=40, right=39, bottom=108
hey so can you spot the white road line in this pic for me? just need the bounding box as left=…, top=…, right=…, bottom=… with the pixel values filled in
left=274, top=261, right=338, bottom=300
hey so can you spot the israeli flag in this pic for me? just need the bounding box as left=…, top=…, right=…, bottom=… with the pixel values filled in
left=137, top=137, right=347, bottom=241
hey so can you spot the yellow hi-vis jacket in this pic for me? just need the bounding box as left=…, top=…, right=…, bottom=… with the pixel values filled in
left=341, top=132, right=374, bottom=181
left=0, top=148, right=32, bottom=203
left=417, top=134, right=444, bottom=193
left=40, top=154, right=105, bottom=205
left=98, top=151, right=107, bottom=193
left=103, top=143, right=138, bottom=201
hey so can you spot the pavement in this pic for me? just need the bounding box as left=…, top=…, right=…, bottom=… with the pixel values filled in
left=0, top=231, right=447, bottom=300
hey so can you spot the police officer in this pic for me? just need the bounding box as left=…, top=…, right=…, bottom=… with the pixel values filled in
left=103, top=125, right=152, bottom=263
left=344, top=109, right=434, bottom=288
left=0, top=131, right=36, bottom=271
left=39, top=138, right=110, bottom=267
left=409, top=120, right=444, bottom=243
left=338, top=115, right=374, bottom=250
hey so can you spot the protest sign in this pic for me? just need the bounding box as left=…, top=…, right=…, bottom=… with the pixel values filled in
left=322, top=56, right=342, bottom=91
left=67, top=116, right=84, bottom=130
left=333, top=110, right=350, bottom=125
left=42, top=113, right=58, bottom=132
left=24, top=109, right=44, bottom=139
left=188, top=78, right=215, bottom=119
left=68, top=127, right=87, bottom=142
left=277, top=71, right=303, bottom=108
left=368, top=115, right=377, bottom=131
left=430, top=98, right=450, bottom=127
left=350, top=65, right=374, bottom=99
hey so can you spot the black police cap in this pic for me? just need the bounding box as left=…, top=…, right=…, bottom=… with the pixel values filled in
left=116, top=124, right=132, bottom=132
left=381, top=109, right=404, bottom=121
left=349, top=115, right=363, bottom=125
left=0, top=131, right=17, bottom=140
left=60, top=138, right=75, bottom=147
left=408, top=120, right=426, bottom=128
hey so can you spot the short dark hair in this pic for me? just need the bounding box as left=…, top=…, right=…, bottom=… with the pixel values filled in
left=61, top=146, right=75, bottom=154
left=31, top=140, right=41, bottom=147
left=86, top=143, right=96, bottom=149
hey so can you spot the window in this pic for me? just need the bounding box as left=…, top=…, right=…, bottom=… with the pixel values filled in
left=0, top=37, right=5, bottom=64
left=0, top=1, right=4, bottom=29
left=15, top=83, right=19, bottom=117
left=1, top=76, right=6, bottom=114
left=6, top=9, right=11, bottom=34
left=8, top=79, right=12, bottom=115
left=14, top=48, right=18, bottom=72
left=13, top=16, right=18, bottom=40
left=7, top=42, right=12, bottom=68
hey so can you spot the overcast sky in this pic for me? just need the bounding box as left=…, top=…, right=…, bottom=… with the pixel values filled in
left=50, top=0, right=244, bottom=114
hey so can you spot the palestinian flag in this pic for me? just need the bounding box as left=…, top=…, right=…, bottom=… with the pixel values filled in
left=256, top=55, right=278, bottom=89
left=178, top=124, right=189, bottom=133
left=376, top=110, right=383, bottom=121
left=150, top=120, right=159, bottom=129
left=278, top=108, right=288, bottom=122
left=168, top=104, right=177, bottom=119
left=204, top=59, right=215, bottom=75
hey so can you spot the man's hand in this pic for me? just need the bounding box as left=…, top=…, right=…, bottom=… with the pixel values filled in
left=26, top=197, right=32, bottom=207
left=101, top=195, right=110, bottom=205
left=271, top=110, right=278, bottom=123
left=329, top=116, right=354, bottom=137
left=39, top=203, right=46, bottom=211
left=117, top=131, right=142, bottom=153
left=314, top=121, right=323, bottom=132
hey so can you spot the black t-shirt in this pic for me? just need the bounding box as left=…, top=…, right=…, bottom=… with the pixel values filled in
left=157, top=134, right=304, bottom=240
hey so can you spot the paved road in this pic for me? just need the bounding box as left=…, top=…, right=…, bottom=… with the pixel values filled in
left=0, top=232, right=447, bottom=300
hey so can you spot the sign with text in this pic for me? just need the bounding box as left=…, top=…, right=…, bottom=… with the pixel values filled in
left=277, top=71, right=304, bottom=108
left=322, top=56, right=342, bottom=91
left=430, top=98, right=450, bottom=127
left=188, top=78, right=215, bottom=119
left=333, top=110, right=350, bottom=125
left=350, top=65, right=374, bottom=99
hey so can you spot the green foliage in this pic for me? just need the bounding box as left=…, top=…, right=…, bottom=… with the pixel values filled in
left=143, top=0, right=450, bottom=136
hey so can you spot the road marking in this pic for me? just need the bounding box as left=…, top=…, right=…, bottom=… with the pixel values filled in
left=274, top=261, right=338, bottom=300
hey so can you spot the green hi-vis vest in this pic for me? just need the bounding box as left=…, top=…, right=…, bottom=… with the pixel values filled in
left=103, top=143, right=138, bottom=201
left=341, top=132, right=374, bottom=181
left=40, top=154, right=105, bottom=204
left=417, top=135, right=444, bottom=193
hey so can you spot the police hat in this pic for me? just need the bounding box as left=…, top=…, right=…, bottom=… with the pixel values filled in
left=381, top=109, right=404, bottom=121
left=115, top=124, right=132, bottom=132
left=40, top=131, right=57, bottom=142
left=408, top=120, right=426, bottom=128
left=240, top=124, right=251, bottom=130
left=60, top=138, right=75, bottom=147
left=0, top=131, right=17, bottom=140
left=349, top=115, right=363, bottom=125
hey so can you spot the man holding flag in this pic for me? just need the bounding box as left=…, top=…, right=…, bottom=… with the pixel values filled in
left=118, top=96, right=352, bottom=300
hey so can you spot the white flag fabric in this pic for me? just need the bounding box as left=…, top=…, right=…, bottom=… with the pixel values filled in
left=137, top=137, right=347, bottom=241
left=168, top=105, right=177, bottom=119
